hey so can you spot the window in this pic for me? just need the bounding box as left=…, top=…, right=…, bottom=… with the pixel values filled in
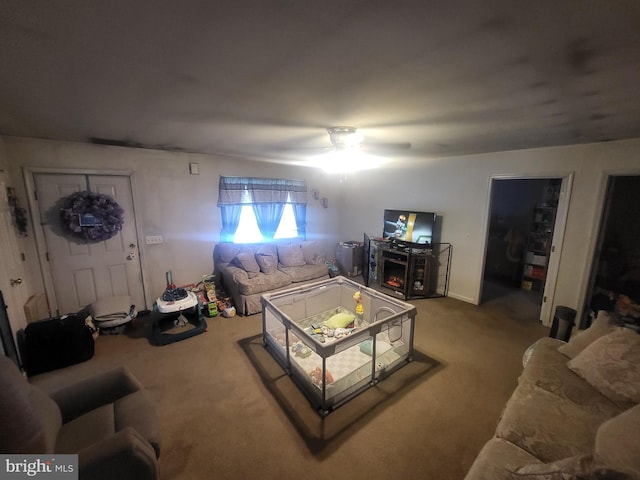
left=233, top=195, right=299, bottom=243
left=218, top=176, right=307, bottom=243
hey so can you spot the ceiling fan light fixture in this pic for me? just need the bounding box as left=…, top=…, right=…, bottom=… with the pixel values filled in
left=308, top=147, right=387, bottom=173
left=327, top=126, right=362, bottom=147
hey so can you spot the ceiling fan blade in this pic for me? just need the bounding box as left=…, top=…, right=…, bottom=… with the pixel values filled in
left=362, top=141, right=412, bottom=150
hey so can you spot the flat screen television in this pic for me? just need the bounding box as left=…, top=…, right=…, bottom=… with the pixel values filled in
left=383, top=209, right=436, bottom=245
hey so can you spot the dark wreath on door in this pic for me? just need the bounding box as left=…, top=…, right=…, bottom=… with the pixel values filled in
left=59, top=191, right=124, bottom=242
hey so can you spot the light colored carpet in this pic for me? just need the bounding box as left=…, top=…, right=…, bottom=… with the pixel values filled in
left=30, top=294, right=548, bottom=480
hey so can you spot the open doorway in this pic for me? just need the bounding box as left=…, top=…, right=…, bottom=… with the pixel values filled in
left=482, top=177, right=562, bottom=322
left=582, top=175, right=640, bottom=329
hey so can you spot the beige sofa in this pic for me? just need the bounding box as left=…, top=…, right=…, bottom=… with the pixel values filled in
left=465, top=311, right=640, bottom=480
left=0, top=355, right=160, bottom=480
left=214, top=241, right=330, bottom=315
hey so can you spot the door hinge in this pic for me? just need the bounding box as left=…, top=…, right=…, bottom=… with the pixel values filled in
left=543, top=296, right=547, bottom=303
left=45, top=252, right=49, bottom=262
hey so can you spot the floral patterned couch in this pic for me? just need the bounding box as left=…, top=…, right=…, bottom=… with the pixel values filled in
left=465, top=311, right=640, bottom=480
left=214, top=241, right=330, bottom=316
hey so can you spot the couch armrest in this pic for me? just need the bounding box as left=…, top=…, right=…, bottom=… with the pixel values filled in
left=78, top=427, right=159, bottom=480
left=49, top=366, right=143, bottom=422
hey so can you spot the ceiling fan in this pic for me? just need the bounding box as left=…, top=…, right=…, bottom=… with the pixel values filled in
left=324, top=126, right=411, bottom=155
left=298, top=127, right=412, bottom=172
left=276, top=126, right=411, bottom=158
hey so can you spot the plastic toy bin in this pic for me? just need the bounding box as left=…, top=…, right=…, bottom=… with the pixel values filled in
left=261, top=276, right=416, bottom=415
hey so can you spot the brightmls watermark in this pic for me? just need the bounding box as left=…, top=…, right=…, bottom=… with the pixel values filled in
left=0, top=455, right=77, bottom=479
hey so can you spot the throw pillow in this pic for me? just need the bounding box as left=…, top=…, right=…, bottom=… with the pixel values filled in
left=558, top=310, right=616, bottom=359
left=301, top=241, right=326, bottom=265
left=234, top=251, right=261, bottom=273
left=277, top=244, right=306, bottom=267
left=324, top=312, right=355, bottom=329
left=567, top=327, right=640, bottom=405
left=218, top=243, right=241, bottom=263
left=255, top=253, right=277, bottom=274
left=595, top=404, right=640, bottom=478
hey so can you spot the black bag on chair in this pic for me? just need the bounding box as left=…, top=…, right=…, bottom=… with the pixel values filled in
left=22, top=310, right=95, bottom=376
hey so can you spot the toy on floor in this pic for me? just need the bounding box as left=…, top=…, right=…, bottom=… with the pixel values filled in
left=292, top=341, right=312, bottom=358
left=156, top=271, right=199, bottom=315
left=308, top=366, right=334, bottom=387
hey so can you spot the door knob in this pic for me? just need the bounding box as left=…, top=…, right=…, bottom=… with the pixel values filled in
left=10, top=278, right=22, bottom=285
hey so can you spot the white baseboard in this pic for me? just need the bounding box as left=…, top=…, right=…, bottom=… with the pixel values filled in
left=446, top=291, right=477, bottom=304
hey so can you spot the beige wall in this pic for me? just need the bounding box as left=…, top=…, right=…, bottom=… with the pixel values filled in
left=3, top=135, right=640, bottom=321
left=2, top=137, right=342, bottom=307
left=339, top=138, right=640, bottom=321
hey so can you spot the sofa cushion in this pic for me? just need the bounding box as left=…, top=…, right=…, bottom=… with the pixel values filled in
left=518, top=337, right=621, bottom=415
left=301, top=241, right=326, bottom=265
left=464, top=438, right=541, bottom=480
left=278, top=263, right=328, bottom=283
left=277, top=243, right=306, bottom=267
left=504, top=453, right=631, bottom=480
left=219, top=263, right=292, bottom=295
left=495, top=383, right=618, bottom=462
left=218, top=243, right=241, bottom=263
left=0, top=356, right=62, bottom=454
left=56, top=403, right=115, bottom=453
left=595, top=404, right=640, bottom=478
left=558, top=310, right=616, bottom=359
left=234, top=251, right=261, bottom=276
left=255, top=253, right=278, bottom=274
left=115, top=390, right=161, bottom=457
left=567, top=327, right=640, bottom=405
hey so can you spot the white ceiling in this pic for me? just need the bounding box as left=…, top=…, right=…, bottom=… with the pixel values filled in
left=1, top=0, right=639, bottom=165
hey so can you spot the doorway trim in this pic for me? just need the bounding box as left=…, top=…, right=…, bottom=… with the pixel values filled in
left=577, top=168, right=640, bottom=328
left=479, top=172, right=574, bottom=326
left=23, top=167, right=151, bottom=313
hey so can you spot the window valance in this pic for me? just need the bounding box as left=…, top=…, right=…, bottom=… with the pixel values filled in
left=217, top=176, right=307, bottom=205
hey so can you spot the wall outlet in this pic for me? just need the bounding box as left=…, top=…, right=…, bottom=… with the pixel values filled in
left=146, top=235, right=163, bottom=245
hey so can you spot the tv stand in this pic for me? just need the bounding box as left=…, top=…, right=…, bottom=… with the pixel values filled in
left=380, top=244, right=430, bottom=299
left=363, top=234, right=451, bottom=300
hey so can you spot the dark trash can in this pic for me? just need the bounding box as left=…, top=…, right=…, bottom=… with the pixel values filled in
left=549, top=306, right=576, bottom=342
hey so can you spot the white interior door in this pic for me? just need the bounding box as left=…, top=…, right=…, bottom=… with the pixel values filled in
left=539, top=174, right=573, bottom=326
left=34, top=173, right=145, bottom=314
left=0, top=172, right=29, bottom=340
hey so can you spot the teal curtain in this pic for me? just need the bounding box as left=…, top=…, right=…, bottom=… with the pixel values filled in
left=217, top=176, right=307, bottom=241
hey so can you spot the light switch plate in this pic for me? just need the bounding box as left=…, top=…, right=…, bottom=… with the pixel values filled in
left=146, top=235, right=163, bottom=245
